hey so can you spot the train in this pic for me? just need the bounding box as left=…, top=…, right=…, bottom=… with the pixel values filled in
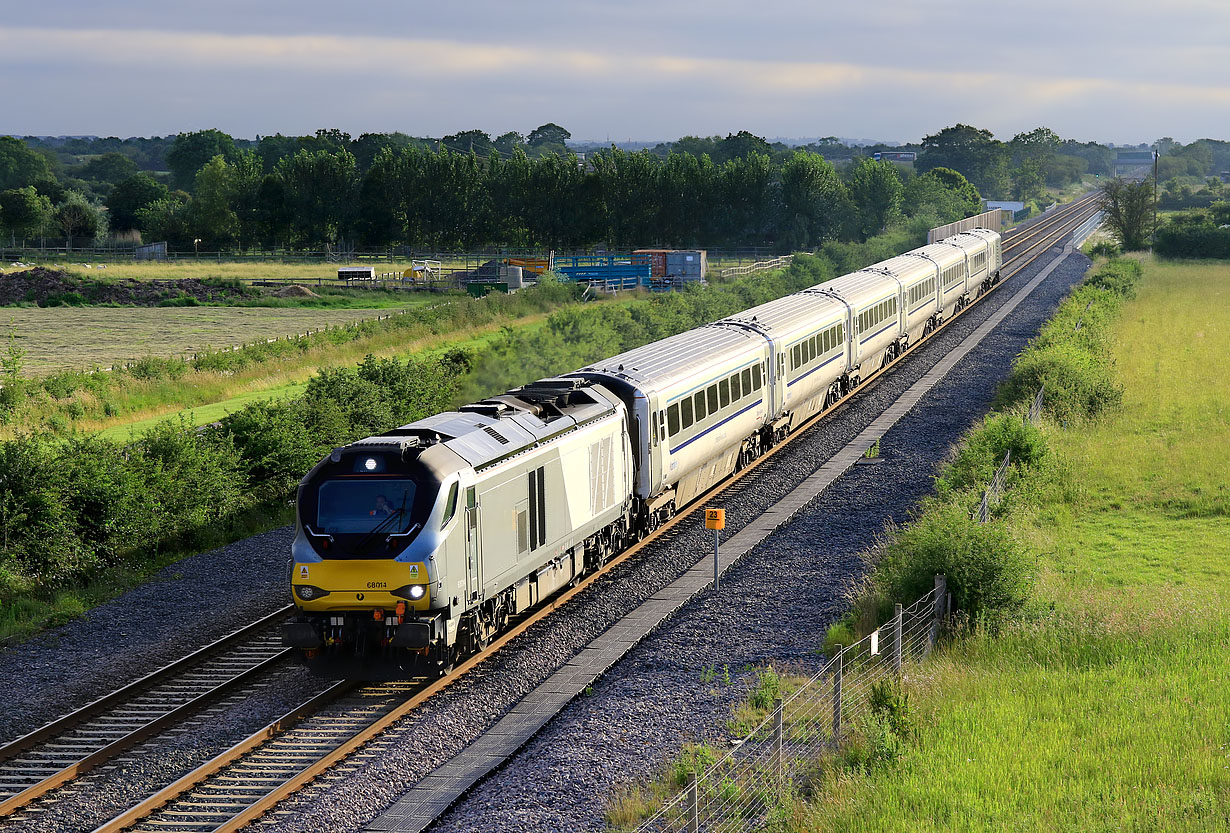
left=281, top=228, right=1003, bottom=677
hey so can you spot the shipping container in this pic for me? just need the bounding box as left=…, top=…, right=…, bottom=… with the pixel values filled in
left=632, top=249, right=671, bottom=278
left=665, top=250, right=707, bottom=281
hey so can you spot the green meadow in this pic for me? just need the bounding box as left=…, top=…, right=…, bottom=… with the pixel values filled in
left=794, top=257, right=1229, bottom=831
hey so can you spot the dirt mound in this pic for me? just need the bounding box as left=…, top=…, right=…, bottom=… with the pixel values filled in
left=0, top=268, right=261, bottom=307
left=274, top=284, right=319, bottom=298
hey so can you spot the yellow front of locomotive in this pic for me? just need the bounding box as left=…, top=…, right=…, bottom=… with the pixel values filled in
left=282, top=438, right=466, bottom=676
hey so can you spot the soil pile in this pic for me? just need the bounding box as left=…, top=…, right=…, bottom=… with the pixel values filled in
left=273, top=284, right=319, bottom=298
left=0, top=268, right=261, bottom=307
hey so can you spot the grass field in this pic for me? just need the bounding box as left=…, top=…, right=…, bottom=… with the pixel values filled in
left=791, top=256, right=1230, bottom=830
left=90, top=318, right=551, bottom=441
left=5, top=305, right=401, bottom=374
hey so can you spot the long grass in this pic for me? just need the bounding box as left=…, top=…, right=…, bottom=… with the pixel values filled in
left=786, top=256, right=1230, bottom=830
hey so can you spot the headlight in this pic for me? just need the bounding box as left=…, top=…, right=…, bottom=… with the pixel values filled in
left=295, top=584, right=330, bottom=601
left=392, top=584, right=428, bottom=601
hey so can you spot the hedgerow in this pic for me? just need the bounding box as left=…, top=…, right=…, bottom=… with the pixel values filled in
left=842, top=256, right=1142, bottom=635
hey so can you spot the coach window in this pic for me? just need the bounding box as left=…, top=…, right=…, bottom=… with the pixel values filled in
left=741, top=368, right=752, bottom=393
left=707, top=385, right=719, bottom=414
left=730, top=372, right=741, bottom=400
left=694, top=391, right=707, bottom=421
left=791, top=344, right=800, bottom=370
left=719, top=379, right=730, bottom=408
left=667, top=404, right=680, bottom=436
left=751, top=365, right=761, bottom=390
left=680, top=397, right=693, bottom=429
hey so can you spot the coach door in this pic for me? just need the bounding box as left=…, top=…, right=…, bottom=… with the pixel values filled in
left=464, top=487, right=481, bottom=602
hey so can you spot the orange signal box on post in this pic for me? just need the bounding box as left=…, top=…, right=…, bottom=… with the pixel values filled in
left=705, top=508, right=725, bottom=530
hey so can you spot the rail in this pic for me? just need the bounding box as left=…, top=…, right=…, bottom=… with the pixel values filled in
left=0, top=605, right=294, bottom=817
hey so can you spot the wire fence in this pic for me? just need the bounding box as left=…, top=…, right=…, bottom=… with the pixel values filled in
left=635, top=576, right=948, bottom=833
left=973, top=385, right=1045, bottom=523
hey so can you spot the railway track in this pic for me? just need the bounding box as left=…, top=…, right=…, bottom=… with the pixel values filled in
left=4, top=196, right=1102, bottom=833
left=0, top=605, right=294, bottom=819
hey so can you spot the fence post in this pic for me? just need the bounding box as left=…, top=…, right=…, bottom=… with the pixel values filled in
left=774, top=696, right=784, bottom=797
left=929, top=574, right=947, bottom=654
left=892, top=603, right=903, bottom=678
left=831, top=648, right=843, bottom=746
left=687, top=772, right=699, bottom=833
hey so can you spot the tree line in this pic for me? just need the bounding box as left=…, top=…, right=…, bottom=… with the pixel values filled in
left=6, top=124, right=1225, bottom=253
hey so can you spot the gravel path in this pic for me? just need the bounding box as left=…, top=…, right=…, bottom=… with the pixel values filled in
left=258, top=245, right=1091, bottom=833
left=0, top=238, right=1088, bottom=833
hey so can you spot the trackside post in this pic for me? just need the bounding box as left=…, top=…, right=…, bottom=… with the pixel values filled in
left=704, top=509, right=725, bottom=590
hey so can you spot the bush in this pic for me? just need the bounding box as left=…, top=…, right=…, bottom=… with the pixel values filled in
left=868, top=500, right=1033, bottom=624
left=1083, top=257, right=1140, bottom=298
left=995, top=260, right=1139, bottom=423
left=1154, top=222, right=1230, bottom=258
left=1085, top=239, right=1120, bottom=258
left=120, top=355, right=188, bottom=381
left=937, top=412, right=1047, bottom=496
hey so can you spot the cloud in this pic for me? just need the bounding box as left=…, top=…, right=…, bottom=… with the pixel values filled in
left=2, top=22, right=1228, bottom=142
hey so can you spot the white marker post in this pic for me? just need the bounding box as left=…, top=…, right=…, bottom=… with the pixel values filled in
left=705, top=508, right=725, bottom=590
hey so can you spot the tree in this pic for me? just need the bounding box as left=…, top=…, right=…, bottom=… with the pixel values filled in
left=1011, top=158, right=1046, bottom=202
left=717, top=151, right=776, bottom=245
left=442, top=130, right=494, bottom=156
left=105, top=173, right=168, bottom=232
left=903, top=167, right=981, bottom=224
left=77, top=152, right=139, bottom=185
left=778, top=151, right=846, bottom=249
left=350, top=132, right=416, bottom=171
left=166, top=129, right=238, bottom=190
left=136, top=195, right=193, bottom=250
left=274, top=148, right=360, bottom=247
left=1100, top=178, right=1154, bottom=250
left=0, top=137, right=53, bottom=191
left=846, top=158, right=904, bottom=240
left=919, top=124, right=1009, bottom=198
left=55, top=192, right=105, bottom=248
left=527, top=123, right=571, bottom=148
left=717, top=131, right=772, bottom=163
left=493, top=132, right=525, bottom=155
left=0, top=187, right=54, bottom=243
left=188, top=155, right=239, bottom=247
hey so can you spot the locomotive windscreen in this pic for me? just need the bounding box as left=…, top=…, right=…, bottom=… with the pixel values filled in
left=316, top=479, right=417, bottom=535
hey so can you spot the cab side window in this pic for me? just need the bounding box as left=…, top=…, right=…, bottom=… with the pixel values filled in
left=441, top=482, right=459, bottom=526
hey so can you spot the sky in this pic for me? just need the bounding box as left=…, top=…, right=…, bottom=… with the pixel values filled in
left=3, top=1, right=1229, bottom=145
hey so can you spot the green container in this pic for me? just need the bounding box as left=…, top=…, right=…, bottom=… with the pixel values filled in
left=465, top=281, right=507, bottom=298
